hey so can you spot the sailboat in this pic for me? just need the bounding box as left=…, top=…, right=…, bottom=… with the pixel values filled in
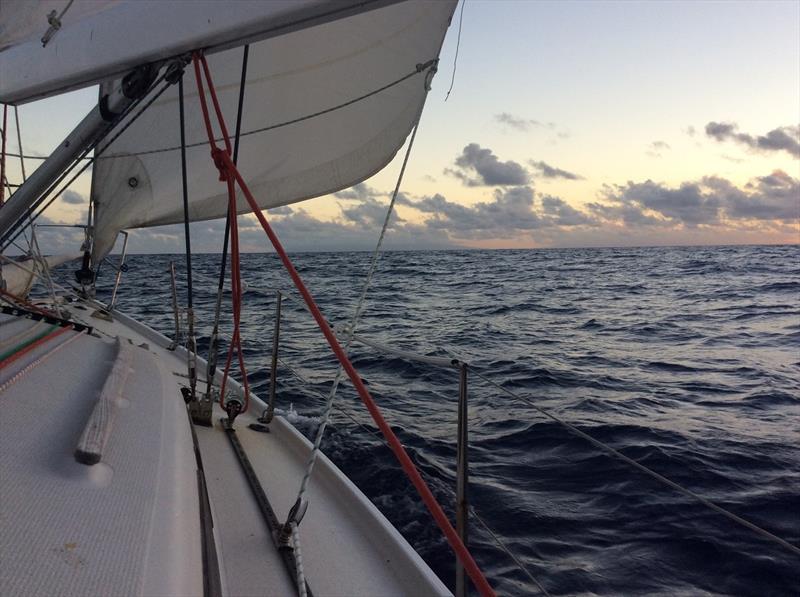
left=0, top=1, right=496, bottom=595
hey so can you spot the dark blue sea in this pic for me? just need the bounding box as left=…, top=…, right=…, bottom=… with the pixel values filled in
left=56, top=245, right=800, bottom=595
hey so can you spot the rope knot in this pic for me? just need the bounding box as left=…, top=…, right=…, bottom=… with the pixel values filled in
left=210, top=147, right=230, bottom=181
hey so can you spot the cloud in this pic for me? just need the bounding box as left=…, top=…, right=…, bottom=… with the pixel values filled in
left=590, top=171, right=799, bottom=228
left=340, top=196, right=403, bottom=228
left=601, top=180, right=721, bottom=226
left=267, top=205, right=293, bottom=215
left=495, top=113, right=571, bottom=142
left=646, top=141, right=671, bottom=158
left=684, top=126, right=697, bottom=137
left=704, top=121, right=800, bottom=157
left=25, top=172, right=797, bottom=257
left=61, top=190, right=86, bottom=205
left=723, top=170, right=799, bottom=221
left=540, top=195, right=595, bottom=226
left=408, top=187, right=542, bottom=239
left=494, top=112, right=545, bottom=132
left=528, top=160, right=583, bottom=180
left=445, top=143, right=529, bottom=186
left=333, top=182, right=379, bottom=200
left=400, top=186, right=599, bottom=240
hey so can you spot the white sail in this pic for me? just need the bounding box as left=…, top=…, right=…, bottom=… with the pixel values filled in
left=89, top=0, right=455, bottom=259
left=1, top=0, right=411, bottom=104
left=1, top=254, right=77, bottom=297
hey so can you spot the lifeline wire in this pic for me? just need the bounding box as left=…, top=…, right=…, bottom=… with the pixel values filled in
left=468, top=367, right=800, bottom=558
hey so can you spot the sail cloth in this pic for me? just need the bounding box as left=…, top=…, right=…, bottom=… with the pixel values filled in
left=1, top=254, right=78, bottom=297
left=1, top=0, right=427, bottom=104
left=87, top=0, right=455, bottom=260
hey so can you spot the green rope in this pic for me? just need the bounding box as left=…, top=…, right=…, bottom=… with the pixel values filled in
left=0, top=324, right=59, bottom=362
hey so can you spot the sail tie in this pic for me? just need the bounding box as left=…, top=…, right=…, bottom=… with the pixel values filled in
left=191, top=52, right=495, bottom=597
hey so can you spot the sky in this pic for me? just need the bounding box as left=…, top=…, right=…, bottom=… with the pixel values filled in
left=4, top=0, right=799, bottom=254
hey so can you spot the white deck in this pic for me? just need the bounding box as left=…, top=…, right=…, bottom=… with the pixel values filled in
left=0, top=298, right=450, bottom=597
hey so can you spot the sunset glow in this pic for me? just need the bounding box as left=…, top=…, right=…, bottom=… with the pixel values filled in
left=4, top=0, right=798, bottom=253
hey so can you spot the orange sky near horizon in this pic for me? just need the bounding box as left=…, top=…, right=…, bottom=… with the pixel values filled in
left=3, top=1, right=798, bottom=253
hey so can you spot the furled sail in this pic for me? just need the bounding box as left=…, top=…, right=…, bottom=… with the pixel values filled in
left=86, top=0, right=455, bottom=260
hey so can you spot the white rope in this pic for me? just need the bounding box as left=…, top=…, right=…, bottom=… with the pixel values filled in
left=468, top=366, right=800, bottom=558
left=0, top=328, right=81, bottom=394
left=292, top=114, right=427, bottom=508
left=290, top=522, right=308, bottom=597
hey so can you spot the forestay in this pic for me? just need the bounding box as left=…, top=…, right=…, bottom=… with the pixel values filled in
left=82, top=0, right=455, bottom=259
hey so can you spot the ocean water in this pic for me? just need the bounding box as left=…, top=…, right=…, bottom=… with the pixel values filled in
left=55, top=245, right=799, bottom=595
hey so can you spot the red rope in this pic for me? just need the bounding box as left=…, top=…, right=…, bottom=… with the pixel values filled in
left=191, top=54, right=495, bottom=596
left=191, top=55, right=250, bottom=413
left=0, top=324, right=73, bottom=371
left=0, top=287, right=59, bottom=319
left=1, top=103, right=7, bottom=205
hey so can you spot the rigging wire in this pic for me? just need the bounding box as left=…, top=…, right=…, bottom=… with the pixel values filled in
left=445, top=0, right=466, bottom=101
left=13, top=106, right=27, bottom=181
left=293, top=118, right=424, bottom=503
left=178, top=74, right=198, bottom=400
